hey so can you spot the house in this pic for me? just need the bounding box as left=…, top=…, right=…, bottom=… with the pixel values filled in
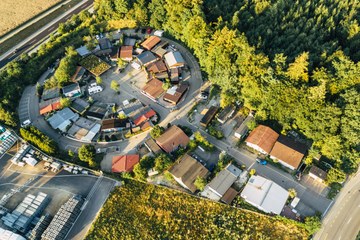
left=86, top=102, right=108, bottom=120
left=62, top=83, right=81, bottom=98
left=164, top=51, right=185, bottom=68
left=144, top=138, right=162, bottom=155
left=201, top=164, right=241, bottom=201
left=88, top=82, right=103, bottom=95
left=156, top=125, right=190, bottom=153
left=70, top=98, right=90, bottom=115
left=137, top=51, right=158, bottom=66
left=120, top=100, right=144, bottom=117
left=269, top=135, right=307, bottom=170
left=71, top=66, right=86, bottom=82
left=110, top=47, right=119, bottom=61
left=39, top=98, right=61, bottom=115
left=151, top=45, right=168, bottom=58
left=216, top=105, right=235, bottom=124
left=245, top=125, right=279, bottom=154
left=42, top=88, right=60, bottom=101
left=240, top=175, right=289, bottom=215
left=142, top=78, right=164, bottom=100
left=170, top=67, right=182, bottom=83
left=96, top=38, right=112, bottom=55
left=169, top=154, right=209, bottom=193
left=220, top=187, right=239, bottom=205
left=309, top=166, right=327, bottom=183
left=133, top=109, right=156, bottom=126
left=112, top=155, right=140, bottom=172
left=120, top=46, right=133, bottom=61
left=101, top=118, right=130, bottom=132
left=147, top=60, right=167, bottom=73
left=155, top=71, right=169, bottom=79
left=67, top=117, right=100, bottom=142
left=163, top=83, right=189, bottom=105
left=124, top=37, right=136, bottom=46
left=141, top=36, right=161, bottom=50
left=200, top=106, right=219, bottom=127
left=234, top=115, right=254, bottom=139
left=47, top=108, right=79, bottom=132
left=76, top=45, right=92, bottom=57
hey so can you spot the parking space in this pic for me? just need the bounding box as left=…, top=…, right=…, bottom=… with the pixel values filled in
left=18, top=87, right=33, bottom=124
left=192, top=147, right=220, bottom=171
left=301, top=175, right=329, bottom=197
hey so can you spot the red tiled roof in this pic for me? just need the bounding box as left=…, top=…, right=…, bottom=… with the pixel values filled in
left=245, top=125, right=279, bottom=154
left=111, top=155, right=140, bottom=172
left=141, top=36, right=161, bottom=50
left=144, top=109, right=156, bottom=118
left=120, top=46, right=133, bottom=60
left=156, top=125, right=190, bottom=153
left=141, top=121, right=151, bottom=131
left=142, top=78, right=164, bottom=99
left=39, top=99, right=61, bottom=115
left=134, top=115, right=148, bottom=126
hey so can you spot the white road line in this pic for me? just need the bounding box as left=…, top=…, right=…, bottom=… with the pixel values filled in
left=347, top=217, right=352, bottom=224
left=247, top=162, right=255, bottom=171
left=0, top=182, right=75, bottom=194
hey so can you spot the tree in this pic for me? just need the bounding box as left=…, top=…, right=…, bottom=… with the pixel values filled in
left=303, top=216, right=322, bottom=235
left=96, top=76, right=103, bottom=85
left=288, top=188, right=297, bottom=198
left=68, top=149, right=74, bottom=158
left=249, top=169, right=256, bottom=176
left=20, top=127, right=57, bottom=154
left=111, top=80, right=120, bottom=93
left=54, top=47, right=79, bottom=87
left=326, top=168, right=346, bottom=184
left=60, top=97, right=72, bottom=108
left=118, top=113, right=127, bottom=119
left=194, top=176, right=207, bottom=191
left=246, top=119, right=257, bottom=131
left=78, top=144, right=95, bottom=164
left=150, top=125, right=164, bottom=139
left=118, top=58, right=127, bottom=68
left=154, top=153, right=172, bottom=172
left=162, top=79, right=171, bottom=91
left=286, top=52, right=309, bottom=82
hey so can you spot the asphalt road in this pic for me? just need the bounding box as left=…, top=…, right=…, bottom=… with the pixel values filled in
left=0, top=0, right=93, bottom=68
left=314, top=169, right=360, bottom=240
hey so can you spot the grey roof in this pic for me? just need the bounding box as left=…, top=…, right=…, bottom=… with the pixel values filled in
left=71, top=98, right=90, bottom=114
left=137, top=51, right=158, bottom=65
left=86, top=102, right=108, bottom=120
left=124, top=37, right=136, bottom=46
left=235, top=115, right=254, bottom=137
left=42, top=88, right=60, bottom=101
left=207, top=164, right=241, bottom=197
left=76, top=45, right=91, bottom=57
left=217, top=105, right=235, bottom=122
left=98, top=38, right=112, bottom=50
left=120, top=100, right=143, bottom=116
left=62, top=83, right=80, bottom=95
left=164, top=51, right=185, bottom=67
left=48, top=108, right=79, bottom=130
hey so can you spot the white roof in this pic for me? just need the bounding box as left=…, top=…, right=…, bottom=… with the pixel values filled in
left=207, top=164, right=241, bottom=197
left=81, top=123, right=101, bottom=142
left=0, top=227, right=26, bottom=240
left=291, top=197, right=300, bottom=208
left=48, top=108, right=79, bottom=131
left=240, top=175, right=289, bottom=214
left=164, top=51, right=184, bottom=67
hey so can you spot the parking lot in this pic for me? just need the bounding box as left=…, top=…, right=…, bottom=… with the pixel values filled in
left=18, top=86, right=33, bottom=124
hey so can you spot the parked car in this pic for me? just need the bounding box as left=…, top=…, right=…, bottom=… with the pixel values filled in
left=21, top=119, right=31, bottom=128
left=256, top=158, right=267, bottom=165
left=146, top=27, right=152, bottom=34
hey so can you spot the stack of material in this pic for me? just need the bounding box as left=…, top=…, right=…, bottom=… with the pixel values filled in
left=41, top=195, right=83, bottom=240
left=1, top=192, right=49, bottom=233
left=28, top=214, right=53, bottom=240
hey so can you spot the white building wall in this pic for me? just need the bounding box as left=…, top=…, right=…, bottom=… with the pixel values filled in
left=270, top=156, right=296, bottom=170
left=245, top=142, right=267, bottom=154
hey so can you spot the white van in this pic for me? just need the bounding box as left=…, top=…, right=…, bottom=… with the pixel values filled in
left=154, top=30, right=164, bottom=37
left=21, top=119, right=31, bottom=128
left=88, top=85, right=103, bottom=95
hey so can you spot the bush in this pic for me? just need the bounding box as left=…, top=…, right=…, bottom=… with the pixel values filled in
left=327, top=182, right=342, bottom=199
left=194, top=176, right=207, bottom=191
left=78, top=144, right=95, bottom=164
left=194, top=131, right=214, bottom=151
left=150, top=125, right=164, bottom=139
left=20, top=127, right=58, bottom=155
left=208, top=125, right=224, bottom=139
left=154, top=153, right=172, bottom=172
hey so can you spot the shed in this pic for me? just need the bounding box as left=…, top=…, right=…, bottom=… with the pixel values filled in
left=200, top=106, right=219, bottom=127
left=309, top=165, right=327, bottom=183
left=216, top=105, right=235, bottom=124
left=141, top=36, right=161, bottom=50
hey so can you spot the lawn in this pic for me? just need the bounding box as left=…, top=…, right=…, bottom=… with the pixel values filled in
left=80, top=55, right=111, bottom=76
left=0, top=0, right=62, bottom=36
left=86, top=180, right=309, bottom=239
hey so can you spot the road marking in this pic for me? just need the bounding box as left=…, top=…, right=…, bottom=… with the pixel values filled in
left=247, top=162, right=255, bottom=171
left=347, top=217, right=352, bottom=224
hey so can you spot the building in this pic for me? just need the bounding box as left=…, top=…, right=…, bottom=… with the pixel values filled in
left=96, top=38, right=112, bottom=55
left=147, top=60, right=168, bottom=73
left=62, top=83, right=81, bottom=98
left=42, top=87, right=60, bottom=101
left=170, top=67, right=182, bottom=83
left=112, top=155, right=140, bottom=172
left=120, top=45, right=133, bottom=61
left=67, top=117, right=100, bottom=142
left=164, top=51, right=185, bottom=68
left=216, top=105, right=235, bottom=124
left=155, top=71, right=169, bottom=79
left=70, top=98, right=90, bottom=115
left=110, top=47, right=119, bottom=61
left=151, top=44, right=168, bottom=58
left=245, top=125, right=279, bottom=154
left=156, top=125, right=190, bottom=153
left=137, top=51, right=158, bottom=66
left=120, top=100, right=144, bottom=117
left=86, top=102, right=108, bottom=120
left=39, top=97, right=61, bottom=115
left=220, top=187, right=239, bottom=205
left=0, top=126, right=18, bottom=155
left=201, top=164, right=241, bottom=201
left=234, top=115, right=254, bottom=139
left=240, top=175, right=289, bottom=215
left=88, top=81, right=103, bottom=95
left=308, top=165, right=327, bottom=183
left=101, top=118, right=130, bottom=132
left=124, top=37, right=136, bottom=46
left=76, top=45, right=92, bottom=57
left=71, top=66, right=86, bottom=82
left=142, top=78, right=164, bottom=100
left=169, top=154, right=209, bottom=193
left=141, top=36, right=161, bottom=50
left=200, top=106, right=219, bottom=127
left=144, top=138, right=162, bottom=155
left=47, top=108, right=79, bottom=132
left=0, top=227, right=26, bottom=240
left=133, top=109, right=156, bottom=126
left=269, top=135, right=307, bottom=170
left=163, top=83, right=189, bottom=105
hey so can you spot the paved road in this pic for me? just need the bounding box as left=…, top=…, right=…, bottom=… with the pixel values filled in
left=314, top=169, right=360, bottom=240
left=0, top=0, right=92, bottom=68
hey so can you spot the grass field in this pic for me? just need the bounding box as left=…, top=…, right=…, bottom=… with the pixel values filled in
left=0, top=0, right=62, bottom=36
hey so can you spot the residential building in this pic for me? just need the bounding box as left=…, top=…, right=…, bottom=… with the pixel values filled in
left=200, top=106, right=219, bottom=127
left=169, top=154, right=209, bottom=193
left=47, top=108, right=79, bottom=132
left=71, top=66, right=86, bottom=82
left=112, top=155, right=140, bottom=172
left=110, top=47, right=119, bottom=61
left=137, top=51, right=158, bottom=66
left=147, top=60, right=168, bottom=73
left=164, top=51, right=185, bottom=68
left=70, top=98, right=90, bottom=115
left=142, top=78, right=164, bottom=100
left=76, top=45, right=92, bottom=57
left=39, top=97, right=61, bottom=115
left=216, top=105, right=235, bottom=124
left=308, top=165, right=327, bottom=183
left=245, top=125, right=279, bottom=154
left=133, top=109, right=156, bottom=126
left=240, top=175, right=289, bottom=215
left=86, top=102, right=108, bottom=120
left=101, top=118, right=130, bottom=132
left=120, top=100, right=144, bottom=117
left=163, top=83, right=189, bottom=105
left=67, top=117, right=100, bottom=142
left=141, top=36, right=161, bottom=50
left=156, top=125, right=190, bottom=153
left=120, top=46, right=133, bottom=61
left=234, top=115, right=254, bottom=139
left=124, top=37, right=136, bottom=46
left=170, top=67, right=182, bottom=83
left=155, top=71, right=169, bottom=79
left=220, top=187, right=239, bottom=205
left=201, top=164, right=241, bottom=201
left=151, top=44, right=168, bottom=58
left=144, top=138, right=162, bottom=155
left=62, top=83, right=81, bottom=98
left=42, top=87, right=60, bottom=101
left=269, top=135, right=307, bottom=170
left=96, top=38, right=112, bottom=55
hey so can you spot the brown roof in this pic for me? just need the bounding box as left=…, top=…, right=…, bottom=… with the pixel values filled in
left=112, top=155, right=140, bottom=172
left=156, top=125, right=190, bottom=153
left=120, top=46, right=133, bottom=60
left=141, top=36, right=161, bottom=50
left=221, top=187, right=239, bottom=204
left=142, top=78, right=164, bottom=99
left=246, top=125, right=279, bottom=154
left=163, top=84, right=189, bottom=105
left=169, top=154, right=209, bottom=193
left=309, top=165, right=327, bottom=180
left=270, top=135, right=307, bottom=169
left=147, top=60, right=167, bottom=73
left=145, top=138, right=162, bottom=155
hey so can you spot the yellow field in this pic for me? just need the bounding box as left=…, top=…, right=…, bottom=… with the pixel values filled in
left=0, top=0, right=62, bottom=36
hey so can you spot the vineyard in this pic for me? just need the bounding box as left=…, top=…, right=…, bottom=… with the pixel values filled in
left=79, top=55, right=111, bottom=76
left=86, top=181, right=309, bottom=239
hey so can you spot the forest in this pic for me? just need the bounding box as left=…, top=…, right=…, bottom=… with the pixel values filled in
left=86, top=180, right=310, bottom=239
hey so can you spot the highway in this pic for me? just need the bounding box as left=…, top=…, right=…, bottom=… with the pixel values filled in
left=314, top=169, right=360, bottom=240
left=0, top=0, right=93, bottom=68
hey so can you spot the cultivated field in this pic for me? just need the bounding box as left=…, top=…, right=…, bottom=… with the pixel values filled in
left=0, top=0, right=62, bottom=36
